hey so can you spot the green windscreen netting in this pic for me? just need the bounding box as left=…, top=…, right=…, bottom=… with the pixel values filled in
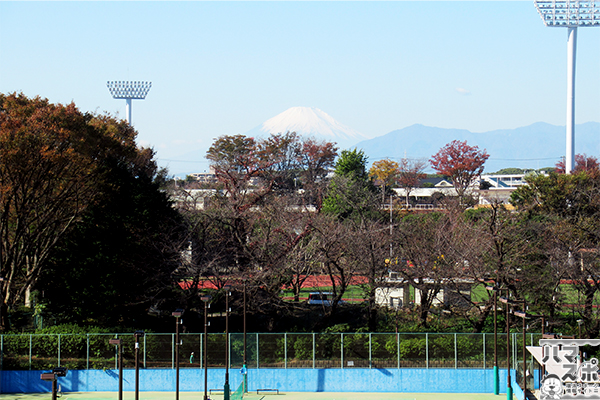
left=231, top=380, right=245, bottom=400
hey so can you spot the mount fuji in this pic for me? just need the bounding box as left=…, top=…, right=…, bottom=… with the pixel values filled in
left=244, top=107, right=370, bottom=149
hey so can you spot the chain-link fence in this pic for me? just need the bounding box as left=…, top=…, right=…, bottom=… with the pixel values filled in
left=0, top=332, right=541, bottom=373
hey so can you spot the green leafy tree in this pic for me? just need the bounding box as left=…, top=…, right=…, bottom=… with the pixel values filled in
left=322, top=149, right=377, bottom=219
left=334, top=148, right=369, bottom=180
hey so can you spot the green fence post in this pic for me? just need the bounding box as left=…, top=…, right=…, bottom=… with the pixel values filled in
left=425, top=333, right=429, bottom=369
left=454, top=333, right=457, bottom=369
left=340, top=333, right=344, bottom=369
left=29, top=334, right=32, bottom=370
left=87, top=334, right=90, bottom=370
left=369, top=333, right=372, bottom=369
left=483, top=333, right=486, bottom=370
left=397, top=333, right=400, bottom=369
left=58, top=334, right=61, bottom=367
left=284, top=333, right=287, bottom=369
left=312, top=333, right=315, bottom=369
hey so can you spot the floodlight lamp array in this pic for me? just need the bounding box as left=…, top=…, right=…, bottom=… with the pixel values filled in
left=106, top=81, right=152, bottom=99
left=534, top=1, right=600, bottom=27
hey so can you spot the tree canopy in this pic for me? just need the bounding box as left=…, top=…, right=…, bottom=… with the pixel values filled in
left=0, top=93, right=181, bottom=330
left=430, top=140, right=489, bottom=202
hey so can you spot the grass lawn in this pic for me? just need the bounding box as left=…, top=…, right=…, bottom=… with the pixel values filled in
left=281, top=285, right=365, bottom=302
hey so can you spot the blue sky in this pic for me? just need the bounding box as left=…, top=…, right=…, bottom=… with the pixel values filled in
left=1, top=1, right=599, bottom=174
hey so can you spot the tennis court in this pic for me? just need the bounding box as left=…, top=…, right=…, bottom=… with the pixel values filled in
left=0, top=392, right=505, bottom=400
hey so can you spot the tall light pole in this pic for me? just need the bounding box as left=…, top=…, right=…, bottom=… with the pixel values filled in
left=109, top=338, right=123, bottom=400
left=514, top=306, right=529, bottom=397
left=243, top=280, right=248, bottom=393
left=134, top=331, right=145, bottom=400
left=223, top=285, right=231, bottom=400
left=486, top=285, right=500, bottom=395
left=172, top=309, right=184, bottom=400
left=533, top=1, right=600, bottom=174
left=201, top=295, right=211, bottom=400
left=499, top=295, right=513, bottom=400
left=106, top=81, right=152, bottom=126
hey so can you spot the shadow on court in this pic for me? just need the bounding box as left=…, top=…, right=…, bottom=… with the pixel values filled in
left=0, top=392, right=506, bottom=400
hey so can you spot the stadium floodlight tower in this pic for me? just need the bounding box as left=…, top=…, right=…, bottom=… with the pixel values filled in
left=533, top=1, right=600, bottom=174
left=106, top=81, right=152, bottom=126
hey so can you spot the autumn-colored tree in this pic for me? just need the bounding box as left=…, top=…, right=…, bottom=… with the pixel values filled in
left=430, top=140, right=489, bottom=203
left=207, top=133, right=338, bottom=211
left=296, top=138, right=338, bottom=207
left=183, top=134, right=339, bottom=328
left=397, top=158, right=427, bottom=206
left=369, top=159, right=399, bottom=203
left=0, top=93, right=138, bottom=328
left=555, top=153, right=600, bottom=175
left=206, top=134, right=271, bottom=212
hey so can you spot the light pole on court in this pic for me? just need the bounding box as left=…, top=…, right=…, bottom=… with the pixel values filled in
left=172, top=309, right=184, bottom=400
left=223, top=285, right=231, bottom=400
left=201, top=295, right=211, bottom=400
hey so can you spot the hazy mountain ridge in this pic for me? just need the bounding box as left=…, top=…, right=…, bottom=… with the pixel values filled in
left=354, top=122, right=600, bottom=173
left=161, top=105, right=599, bottom=176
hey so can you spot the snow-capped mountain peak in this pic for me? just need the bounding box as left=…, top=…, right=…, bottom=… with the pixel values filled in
left=251, top=107, right=370, bottom=146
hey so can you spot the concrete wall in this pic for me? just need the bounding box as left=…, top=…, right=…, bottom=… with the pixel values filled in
left=0, top=368, right=520, bottom=394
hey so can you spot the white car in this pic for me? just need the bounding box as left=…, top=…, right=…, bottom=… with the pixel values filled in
left=307, top=292, right=345, bottom=306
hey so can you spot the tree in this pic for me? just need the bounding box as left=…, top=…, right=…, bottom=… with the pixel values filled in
left=38, top=149, right=183, bottom=327
left=430, top=140, right=489, bottom=203
left=511, top=171, right=600, bottom=335
left=206, top=134, right=271, bottom=212
left=173, top=134, right=340, bottom=330
left=310, top=214, right=362, bottom=325
left=397, top=158, right=427, bottom=206
left=296, top=138, right=338, bottom=207
left=0, top=93, right=139, bottom=328
left=393, top=212, right=453, bottom=326
left=207, top=133, right=338, bottom=211
left=333, top=148, right=369, bottom=180
left=369, top=159, right=399, bottom=204
left=555, top=153, right=600, bottom=175
left=322, top=149, right=377, bottom=219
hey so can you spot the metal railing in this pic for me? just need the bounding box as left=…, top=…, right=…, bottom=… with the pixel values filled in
left=0, top=332, right=540, bottom=372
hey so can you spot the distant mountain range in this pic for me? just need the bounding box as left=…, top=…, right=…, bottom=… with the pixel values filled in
left=162, top=106, right=600, bottom=177
left=355, top=122, right=600, bottom=173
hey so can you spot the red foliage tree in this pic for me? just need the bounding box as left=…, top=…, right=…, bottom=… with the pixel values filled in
left=430, top=140, right=489, bottom=201
left=555, top=153, right=600, bottom=175
left=397, top=158, right=427, bottom=206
